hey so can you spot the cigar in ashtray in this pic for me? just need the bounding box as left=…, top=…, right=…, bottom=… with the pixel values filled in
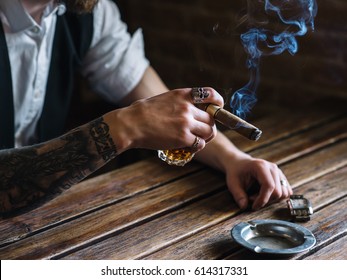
left=198, top=104, right=262, bottom=141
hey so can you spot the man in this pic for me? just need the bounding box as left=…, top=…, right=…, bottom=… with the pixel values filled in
left=0, top=0, right=292, bottom=214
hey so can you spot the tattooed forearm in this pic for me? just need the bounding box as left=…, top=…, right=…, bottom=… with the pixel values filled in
left=0, top=117, right=118, bottom=214
left=89, top=118, right=117, bottom=161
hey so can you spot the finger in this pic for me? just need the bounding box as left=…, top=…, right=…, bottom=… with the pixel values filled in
left=190, top=119, right=216, bottom=142
left=288, top=180, right=293, bottom=195
left=252, top=167, right=276, bottom=210
left=280, top=173, right=293, bottom=197
left=280, top=177, right=289, bottom=199
left=190, top=135, right=205, bottom=152
left=268, top=166, right=282, bottom=202
left=190, top=87, right=224, bottom=108
left=283, top=171, right=293, bottom=196
left=177, top=127, right=206, bottom=151
left=205, top=124, right=217, bottom=144
left=191, top=106, right=215, bottom=126
left=281, top=180, right=289, bottom=198
left=191, top=106, right=217, bottom=143
left=227, top=177, right=249, bottom=210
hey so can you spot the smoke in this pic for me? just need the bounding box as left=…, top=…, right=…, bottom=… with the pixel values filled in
left=230, top=0, right=318, bottom=119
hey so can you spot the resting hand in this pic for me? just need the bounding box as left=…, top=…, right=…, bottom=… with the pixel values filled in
left=224, top=153, right=293, bottom=210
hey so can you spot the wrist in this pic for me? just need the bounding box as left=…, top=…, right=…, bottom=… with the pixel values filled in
left=196, top=132, right=252, bottom=173
left=220, top=147, right=252, bottom=171
left=102, top=108, right=137, bottom=154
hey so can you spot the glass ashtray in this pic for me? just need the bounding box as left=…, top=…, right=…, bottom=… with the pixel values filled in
left=231, top=219, right=316, bottom=254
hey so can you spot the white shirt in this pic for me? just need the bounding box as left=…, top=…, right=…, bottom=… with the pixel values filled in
left=0, top=0, right=149, bottom=147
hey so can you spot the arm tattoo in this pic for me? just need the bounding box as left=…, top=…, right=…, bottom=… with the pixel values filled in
left=0, top=117, right=117, bottom=214
left=90, top=117, right=117, bottom=161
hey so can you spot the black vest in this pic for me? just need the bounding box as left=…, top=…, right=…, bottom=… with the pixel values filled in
left=0, top=12, right=93, bottom=149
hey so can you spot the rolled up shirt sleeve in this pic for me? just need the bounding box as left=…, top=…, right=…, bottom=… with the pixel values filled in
left=81, top=0, right=150, bottom=103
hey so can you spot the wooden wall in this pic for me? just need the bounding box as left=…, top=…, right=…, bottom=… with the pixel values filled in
left=114, top=0, right=347, bottom=106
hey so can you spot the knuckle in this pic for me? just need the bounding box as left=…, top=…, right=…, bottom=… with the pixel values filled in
left=177, top=127, right=190, bottom=141
left=254, top=159, right=279, bottom=171
left=262, top=180, right=276, bottom=193
left=173, top=88, right=187, bottom=97
left=179, top=103, right=193, bottom=116
left=271, top=163, right=280, bottom=171
left=253, top=158, right=269, bottom=169
left=272, top=188, right=282, bottom=199
left=209, top=87, right=224, bottom=105
left=268, top=183, right=276, bottom=192
left=178, top=116, right=191, bottom=130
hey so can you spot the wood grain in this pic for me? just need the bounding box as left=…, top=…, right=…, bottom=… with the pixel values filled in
left=143, top=166, right=347, bottom=260
left=302, top=235, right=347, bottom=260
left=0, top=158, right=201, bottom=245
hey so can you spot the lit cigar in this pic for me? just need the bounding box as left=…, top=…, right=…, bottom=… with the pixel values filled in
left=197, top=104, right=262, bottom=141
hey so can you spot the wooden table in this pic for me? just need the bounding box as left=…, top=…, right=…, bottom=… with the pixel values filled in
left=0, top=98, right=346, bottom=260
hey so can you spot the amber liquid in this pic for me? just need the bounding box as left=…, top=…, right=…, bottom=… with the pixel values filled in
left=158, top=149, right=195, bottom=166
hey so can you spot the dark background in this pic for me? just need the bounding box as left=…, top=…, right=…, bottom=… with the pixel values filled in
left=113, top=0, right=347, bottom=105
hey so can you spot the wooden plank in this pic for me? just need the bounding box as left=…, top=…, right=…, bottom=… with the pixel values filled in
left=225, top=197, right=347, bottom=260
left=0, top=169, right=227, bottom=259
left=251, top=117, right=347, bottom=164
left=60, top=141, right=347, bottom=260
left=280, top=139, right=347, bottom=188
left=143, top=166, right=347, bottom=260
left=302, top=235, right=347, bottom=260
left=62, top=192, right=238, bottom=260
left=224, top=98, right=347, bottom=150
left=1, top=131, right=347, bottom=259
left=0, top=158, right=201, bottom=245
left=0, top=100, right=343, bottom=245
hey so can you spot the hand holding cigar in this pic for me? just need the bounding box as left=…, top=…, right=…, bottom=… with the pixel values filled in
left=158, top=88, right=262, bottom=167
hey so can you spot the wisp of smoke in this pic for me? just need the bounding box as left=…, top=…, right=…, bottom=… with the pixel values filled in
left=230, top=0, right=318, bottom=119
